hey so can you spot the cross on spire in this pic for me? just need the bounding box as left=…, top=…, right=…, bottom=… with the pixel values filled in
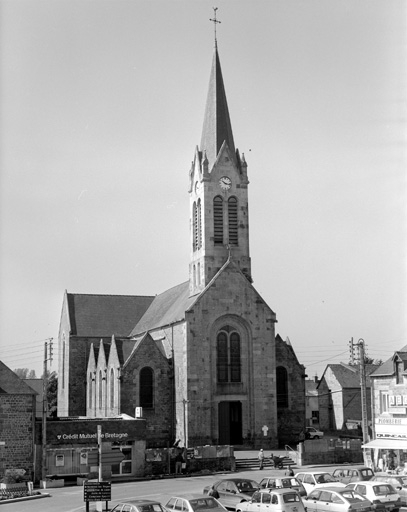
left=209, top=7, right=221, bottom=48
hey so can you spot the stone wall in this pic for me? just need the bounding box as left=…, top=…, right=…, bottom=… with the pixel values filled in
left=0, top=394, right=35, bottom=479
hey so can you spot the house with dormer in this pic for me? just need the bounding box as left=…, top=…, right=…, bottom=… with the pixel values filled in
left=363, top=345, right=407, bottom=469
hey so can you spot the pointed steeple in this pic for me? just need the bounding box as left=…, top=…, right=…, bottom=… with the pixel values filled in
left=200, top=48, right=236, bottom=169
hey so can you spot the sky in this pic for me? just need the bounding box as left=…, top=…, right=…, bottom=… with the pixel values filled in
left=0, top=0, right=406, bottom=380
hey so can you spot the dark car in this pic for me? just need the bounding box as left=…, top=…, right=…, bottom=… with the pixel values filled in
left=371, top=475, right=407, bottom=506
left=165, top=494, right=227, bottom=512
left=203, top=479, right=259, bottom=510
left=259, top=476, right=307, bottom=496
left=111, top=500, right=168, bottom=512
left=332, top=467, right=375, bottom=484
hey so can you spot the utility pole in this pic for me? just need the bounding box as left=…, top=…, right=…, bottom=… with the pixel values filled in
left=182, top=398, right=189, bottom=448
left=41, top=338, right=53, bottom=481
left=350, top=337, right=371, bottom=467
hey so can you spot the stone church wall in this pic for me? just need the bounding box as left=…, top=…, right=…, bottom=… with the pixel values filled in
left=120, top=339, right=172, bottom=448
left=275, top=339, right=306, bottom=447
left=182, top=265, right=278, bottom=448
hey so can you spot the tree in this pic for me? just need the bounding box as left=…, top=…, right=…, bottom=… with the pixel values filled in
left=44, top=370, right=58, bottom=418
left=14, top=368, right=37, bottom=379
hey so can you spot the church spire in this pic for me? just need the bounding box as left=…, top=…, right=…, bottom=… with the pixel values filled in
left=200, top=41, right=236, bottom=170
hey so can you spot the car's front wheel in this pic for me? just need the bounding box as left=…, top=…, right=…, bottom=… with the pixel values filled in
left=313, top=436, right=319, bottom=439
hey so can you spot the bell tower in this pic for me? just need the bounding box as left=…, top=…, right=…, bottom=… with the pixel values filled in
left=188, top=36, right=252, bottom=297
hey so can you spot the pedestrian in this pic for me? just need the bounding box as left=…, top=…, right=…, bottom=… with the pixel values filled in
left=175, top=451, right=183, bottom=474
left=258, top=448, right=265, bottom=470
left=208, top=485, right=219, bottom=498
left=287, top=466, right=294, bottom=476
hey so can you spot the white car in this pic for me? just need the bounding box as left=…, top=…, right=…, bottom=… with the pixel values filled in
left=295, top=471, right=346, bottom=495
left=306, top=427, right=324, bottom=439
left=236, top=488, right=306, bottom=512
left=346, top=482, right=401, bottom=511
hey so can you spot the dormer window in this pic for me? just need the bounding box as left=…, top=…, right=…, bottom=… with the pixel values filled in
left=395, top=357, right=404, bottom=384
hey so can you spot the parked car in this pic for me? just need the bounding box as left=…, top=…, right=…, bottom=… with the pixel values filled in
left=306, top=427, right=324, bottom=439
left=304, top=486, right=374, bottom=512
left=259, top=476, right=307, bottom=496
left=295, top=471, right=345, bottom=495
left=165, top=495, right=227, bottom=512
left=203, top=479, right=259, bottom=510
left=236, top=488, right=306, bottom=512
left=332, top=467, right=375, bottom=484
left=111, top=500, right=168, bottom=512
left=346, top=481, right=401, bottom=511
left=371, top=475, right=407, bottom=506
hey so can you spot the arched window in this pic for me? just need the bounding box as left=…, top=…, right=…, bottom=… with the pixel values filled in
left=276, top=366, right=289, bottom=408
left=214, top=196, right=223, bottom=245
left=140, top=367, right=154, bottom=408
left=89, top=372, right=93, bottom=409
left=217, top=326, right=241, bottom=383
left=197, top=262, right=201, bottom=284
left=228, top=197, right=238, bottom=245
left=110, top=368, right=115, bottom=409
left=99, top=370, right=103, bottom=409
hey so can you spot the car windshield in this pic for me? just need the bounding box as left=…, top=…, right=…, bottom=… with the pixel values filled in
left=360, top=469, right=374, bottom=478
left=374, top=485, right=394, bottom=496
left=283, top=493, right=301, bottom=503
left=316, top=474, right=336, bottom=483
left=139, top=506, right=166, bottom=512
left=237, top=481, right=258, bottom=492
left=341, top=491, right=366, bottom=503
left=189, top=498, right=221, bottom=510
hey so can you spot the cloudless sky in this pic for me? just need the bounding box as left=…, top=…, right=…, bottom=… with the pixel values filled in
left=1, top=0, right=406, bottom=379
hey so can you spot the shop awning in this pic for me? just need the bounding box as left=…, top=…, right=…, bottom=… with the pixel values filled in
left=362, top=439, right=407, bottom=450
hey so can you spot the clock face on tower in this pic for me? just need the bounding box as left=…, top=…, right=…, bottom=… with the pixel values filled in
left=219, top=176, right=232, bottom=191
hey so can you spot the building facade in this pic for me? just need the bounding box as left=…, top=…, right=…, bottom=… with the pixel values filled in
left=58, top=43, right=306, bottom=452
left=365, top=345, right=407, bottom=471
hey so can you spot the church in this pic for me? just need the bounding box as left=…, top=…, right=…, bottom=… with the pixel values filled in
left=57, top=37, right=305, bottom=450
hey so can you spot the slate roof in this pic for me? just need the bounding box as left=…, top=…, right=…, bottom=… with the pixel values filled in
left=0, top=361, right=38, bottom=395
left=319, top=363, right=379, bottom=388
left=129, top=281, right=196, bottom=336
left=114, top=338, right=137, bottom=365
left=200, top=47, right=236, bottom=169
left=370, top=344, right=407, bottom=377
left=66, top=293, right=155, bottom=337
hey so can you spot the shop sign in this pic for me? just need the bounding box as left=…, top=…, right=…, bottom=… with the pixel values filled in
left=389, top=395, right=407, bottom=407
left=377, top=417, right=407, bottom=425
left=47, top=419, right=145, bottom=445
left=377, top=432, right=407, bottom=440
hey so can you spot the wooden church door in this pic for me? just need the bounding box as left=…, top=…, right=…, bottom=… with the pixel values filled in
left=218, top=401, right=242, bottom=445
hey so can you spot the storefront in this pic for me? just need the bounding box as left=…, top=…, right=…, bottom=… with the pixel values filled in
left=40, top=417, right=146, bottom=480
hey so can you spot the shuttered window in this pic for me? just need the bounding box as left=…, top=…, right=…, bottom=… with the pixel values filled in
left=214, top=196, right=223, bottom=245
left=193, top=200, right=202, bottom=251
left=228, top=197, right=238, bottom=245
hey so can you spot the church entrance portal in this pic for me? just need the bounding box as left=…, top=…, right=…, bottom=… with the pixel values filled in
left=218, top=401, right=242, bottom=445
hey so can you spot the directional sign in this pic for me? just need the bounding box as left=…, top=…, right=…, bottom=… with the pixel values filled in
left=84, top=481, right=111, bottom=502
left=87, top=448, right=125, bottom=466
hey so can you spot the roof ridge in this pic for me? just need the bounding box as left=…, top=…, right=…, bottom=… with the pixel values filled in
left=67, top=292, right=155, bottom=298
